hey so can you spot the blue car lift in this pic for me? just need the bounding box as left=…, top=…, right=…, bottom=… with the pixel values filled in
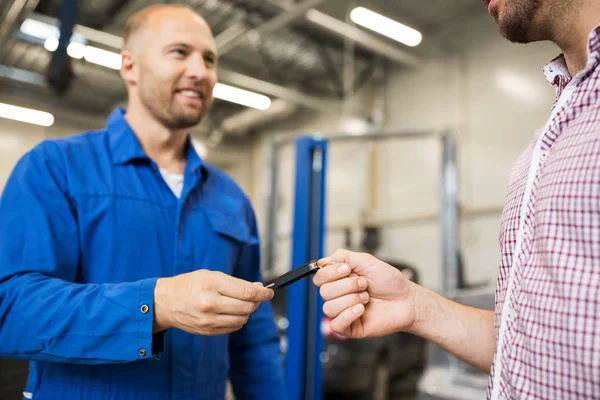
left=285, top=137, right=328, bottom=400
left=266, top=130, right=459, bottom=400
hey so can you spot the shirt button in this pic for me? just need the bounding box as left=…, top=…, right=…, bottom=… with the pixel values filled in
left=140, top=305, right=149, bottom=314
left=139, top=349, right=147, bottom=357
left=505, top=305, right=515, bottom=321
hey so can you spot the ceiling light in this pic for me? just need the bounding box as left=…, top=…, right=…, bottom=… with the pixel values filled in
left=44, top=37, right=58, bottom=52
left=0, top=103, right=54, bottom=127
left=20, top=18, right=85, bottom=45
left=82, top=46, right=122, bottom=70
left=213, top=83, right=271, bottom=110
left=20, top=18, right=59, bottom=41
left=19, top=17, right=270, bottom=110
left=42, top=39, right=121, bottom=69
left=340, top=117, right=370, bottom=135
left=350, top=7, right=422, bottom=47
left=66, top=42, right=86, bottom=59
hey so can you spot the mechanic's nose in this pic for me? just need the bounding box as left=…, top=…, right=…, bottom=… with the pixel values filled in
left=186, top=53, right=208, bottom=80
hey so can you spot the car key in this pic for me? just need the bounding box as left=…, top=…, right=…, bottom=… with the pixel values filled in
left=265, top=261, right=322, bottom=290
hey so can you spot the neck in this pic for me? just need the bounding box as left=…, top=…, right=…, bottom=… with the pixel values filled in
left=124, top=98, right=188, bottom=174
left=550, top=4, right=600, bottom=77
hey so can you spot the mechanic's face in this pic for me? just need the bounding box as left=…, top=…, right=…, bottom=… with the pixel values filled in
left=136, top=9, right=218, bottom=130
left=484, top=0, right=550, bottom=43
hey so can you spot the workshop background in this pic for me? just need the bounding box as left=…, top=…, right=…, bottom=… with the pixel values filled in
left=0, top=0, right=558, bottom=399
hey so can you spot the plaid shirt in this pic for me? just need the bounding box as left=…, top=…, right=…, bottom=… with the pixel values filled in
left=488, top=25, right=600, bottom=399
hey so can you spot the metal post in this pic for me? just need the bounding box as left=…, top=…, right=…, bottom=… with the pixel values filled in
left=286, top=136, right=327, bottom=400
left=265, top=141, right=280, bottom=275
left=441, top=134, right=459, bottom=296
left=47, top=0, right=78, bottom=94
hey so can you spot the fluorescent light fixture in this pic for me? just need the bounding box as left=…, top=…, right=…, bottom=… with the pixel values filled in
left=350, top=7, right=422, bottom=47
left=20, top=18, right=59, bottom=41
left=20, top=18, right=85, bottom=44
left=66, top=42, right=86, bottom=59
left=44, top=37, right=58, bottom=52
left=213, top=83, right=271, bottom=110
left=19, top=17, right=270, bottom=110
left=42, top=38, right=122, bottom=69
left=21, top=18, right=120, bottom=69
left=340, top=117, right=370, bottom=135
left=82, top=46, right=122, bottom=70
left=0, top=103, right=54, bottom=127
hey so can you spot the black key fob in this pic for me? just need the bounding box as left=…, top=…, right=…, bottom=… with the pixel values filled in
left=265, top=261, right=321, bottom=290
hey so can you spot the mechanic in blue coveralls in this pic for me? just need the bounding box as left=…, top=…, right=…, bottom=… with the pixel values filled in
left=0, top=4, right=284, bottom=399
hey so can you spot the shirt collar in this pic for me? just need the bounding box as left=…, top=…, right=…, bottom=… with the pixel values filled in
left=107, top=107, right=208, bottom=181
left=107, top=107, right=148, bottom=165
left=543, top=24, right=600, bottom=89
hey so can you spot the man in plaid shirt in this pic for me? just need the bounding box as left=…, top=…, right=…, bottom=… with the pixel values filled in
left=312, top=0, right=600, bottom=398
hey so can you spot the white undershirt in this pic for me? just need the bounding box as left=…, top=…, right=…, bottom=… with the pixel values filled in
left=159, top=168, right=184, bottom=198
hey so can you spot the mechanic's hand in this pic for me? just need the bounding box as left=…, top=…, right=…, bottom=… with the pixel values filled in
left=153, top=270, right=273, bottom=336
left=313, top=249, right=417, bottom=339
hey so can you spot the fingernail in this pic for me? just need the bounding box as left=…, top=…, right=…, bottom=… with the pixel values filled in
left=358, top=278, right=367, bottom=289
left=352, top=304, right=364, bottom=315
left=359, top=292, right=369, bottom=302
left=337, top=264, right=350, bottom=274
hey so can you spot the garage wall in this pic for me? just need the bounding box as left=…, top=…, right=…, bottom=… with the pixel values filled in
left=0, top=102, right=254, bottom=198
left=252, top=13, right=561, bottom=291
left=0, top=13, right=562, bottom=292
left=0, top=108, right=99, bottom=190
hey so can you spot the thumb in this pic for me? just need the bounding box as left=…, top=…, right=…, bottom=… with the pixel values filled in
left=253, top=281, right=274, bottom=301
left=319, top=248, right=368, bottom=271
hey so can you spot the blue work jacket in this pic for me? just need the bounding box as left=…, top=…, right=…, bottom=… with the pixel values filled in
left=0, top=108, right=285, bottom=400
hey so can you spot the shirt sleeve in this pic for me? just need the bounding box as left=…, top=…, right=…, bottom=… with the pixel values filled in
left=228, top=203, right=286, bottom=400
left=0, top=141, right=163, bottom=364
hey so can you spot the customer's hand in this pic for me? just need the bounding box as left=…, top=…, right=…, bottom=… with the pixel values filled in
left=313, top=249, right=417, bottom=339
left=153, top=270, right=273, bottom=336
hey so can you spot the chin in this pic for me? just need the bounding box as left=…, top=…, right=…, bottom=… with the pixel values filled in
left=168, top=110, right=205, bottom=130
left=174, top=117, right=203, bottom=130
left=496, top=0, right=545, bottom=44
left=497, top=15, right=533, bottom=43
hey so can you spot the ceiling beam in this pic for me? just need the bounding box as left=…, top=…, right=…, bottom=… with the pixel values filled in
left=215, top=0, right=327, bottom=55
left=0, top=0, right=41, bottom=63
left=218, top=68, right=338, bottom=111
left=21, top=12, right=338, bottom=112
left=261, top=0, right=422, bottom=68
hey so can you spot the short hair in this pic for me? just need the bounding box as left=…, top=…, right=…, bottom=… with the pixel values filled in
left=122, top=4, right=203, bottom=51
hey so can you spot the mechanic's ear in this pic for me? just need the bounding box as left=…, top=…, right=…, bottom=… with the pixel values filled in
left=120, top=50, right=138, bottom=85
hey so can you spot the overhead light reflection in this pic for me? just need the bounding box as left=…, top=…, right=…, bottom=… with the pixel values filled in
left=350, top=7, right=422, bottom=47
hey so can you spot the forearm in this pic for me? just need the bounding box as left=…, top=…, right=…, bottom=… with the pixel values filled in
left=0, top=272, right=161, bottom=364
left=410, top=285, right=496, bottom=373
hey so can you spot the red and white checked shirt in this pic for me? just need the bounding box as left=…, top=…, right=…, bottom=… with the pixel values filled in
left=488, top=25, right=600, bottom=399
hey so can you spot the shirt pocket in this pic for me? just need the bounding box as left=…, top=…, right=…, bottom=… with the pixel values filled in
left=202, top=207, right=257, bottom=275
left=205, top=208, right=253, bottom=243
